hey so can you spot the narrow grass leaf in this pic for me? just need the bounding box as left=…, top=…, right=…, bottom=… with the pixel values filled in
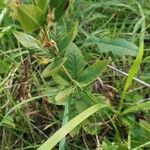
left=123, top=42, right=144, bottom=93
left=121, top=101, right=150, bottom=115
left=59, top=102, right=69, bottom=150
left=118, top=42, right=144, bottom=112
left=37, top=103, right=108, bottom=150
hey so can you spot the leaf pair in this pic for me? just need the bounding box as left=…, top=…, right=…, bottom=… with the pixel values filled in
left=41, top=42, right=110, bottom=104
left=64, top=43, right=110, bottom=86
left=12, top=0, right=70, bottom=32
left=43, top=42, right=110, bottom=86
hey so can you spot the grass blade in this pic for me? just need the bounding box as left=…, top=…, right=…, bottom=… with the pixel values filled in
left=121, top=101, right=150, bottom=115
left=37, top=103, right=108, bottom=150
left=118, top=42, right=144, bottom=112
left=59, top=102, right=69, bottom=150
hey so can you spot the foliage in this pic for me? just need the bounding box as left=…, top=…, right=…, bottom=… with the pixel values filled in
left=0, top=0, right=150, bottom=150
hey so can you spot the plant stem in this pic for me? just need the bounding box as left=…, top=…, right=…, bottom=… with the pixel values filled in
left=43, top=26, right=49, bottom=40
left=108, top=65, right=150, bottom=88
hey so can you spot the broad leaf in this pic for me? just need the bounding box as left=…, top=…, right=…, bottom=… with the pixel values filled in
left=79, top=60, right=110, bottom=85
left=15, top=4, right=44, bottom=32
left=50, top=0, right=70, bottom=21
left=42, top=58, right=66, bottom=78
left=98, top=39, right=138, bottom=56
left=55, top=87, right=75, bottom=103
left=36, top=0, right=49, bottom=12
left=42, top=87, right=64, bottom=105
left=87, top=37, right=138, bottom=56
left=53, top=71, right=71, bottom=86
left=64, top=43, right=85, bottom=80
left=14, top=31, right=42, bottom=48
left=37, top=103, right=108, bottom=150
left=57, top=22, right=78, bottom=52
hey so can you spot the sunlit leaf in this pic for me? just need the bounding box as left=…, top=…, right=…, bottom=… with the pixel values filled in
left=55, top=87, right=75, bottom=103
left=14, top=31, right=42, bottom=48
left=37, top=103, right=108, bottom=150
left=122, top=101, right=150, bottom=115
left=42, top=58, right=66, bottom=78
left=15, top=4, right=44, bottom=32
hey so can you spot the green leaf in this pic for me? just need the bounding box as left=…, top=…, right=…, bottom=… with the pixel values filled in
left=0, top=8, right=7, bottom=25
left=53, top=71, right=71, bottom=86
left=50, top=0, right=70, bottom=21
left=37, top=103, right=108, bottom=150
left=37, top=0, right=49, bottom=12
left=123, top=42, right=144, bottom=93
left=59, top=101, right=69, bottom=150
left=15, top=4, right=44, bottom=32
left=87, top=37, right=138, bottom=56
left=64, top=43, right=85, bottom=80
left=55, top=87, right=75, bottom=103
left=124, top=118, right=150, bottom=149
left=0, top=0, right=4, bottom=9
left=42, top=87, right=64, bottom=105
left=79, top=60, right=110, bottom=85
left=139, top=120, right=150, bottom=132
left=102, top=141, right=119, bottom=150
left=0, top=60, right=9, bottom=74
left=98, top=39, right=138, bottom=56
left=14, top=31, right=42, bottom=48
left=118, top=42, right=144, bottom=112
left=122, top=101, right=150, bottom=115
left=58, top=22, right=78, bottom=52
left=42, top=58, right=66, bottom=78
left=2, top=116, right=15, bottom=128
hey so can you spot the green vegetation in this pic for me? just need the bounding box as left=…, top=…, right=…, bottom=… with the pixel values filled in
left=0, top=0, right=150, bottom=150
